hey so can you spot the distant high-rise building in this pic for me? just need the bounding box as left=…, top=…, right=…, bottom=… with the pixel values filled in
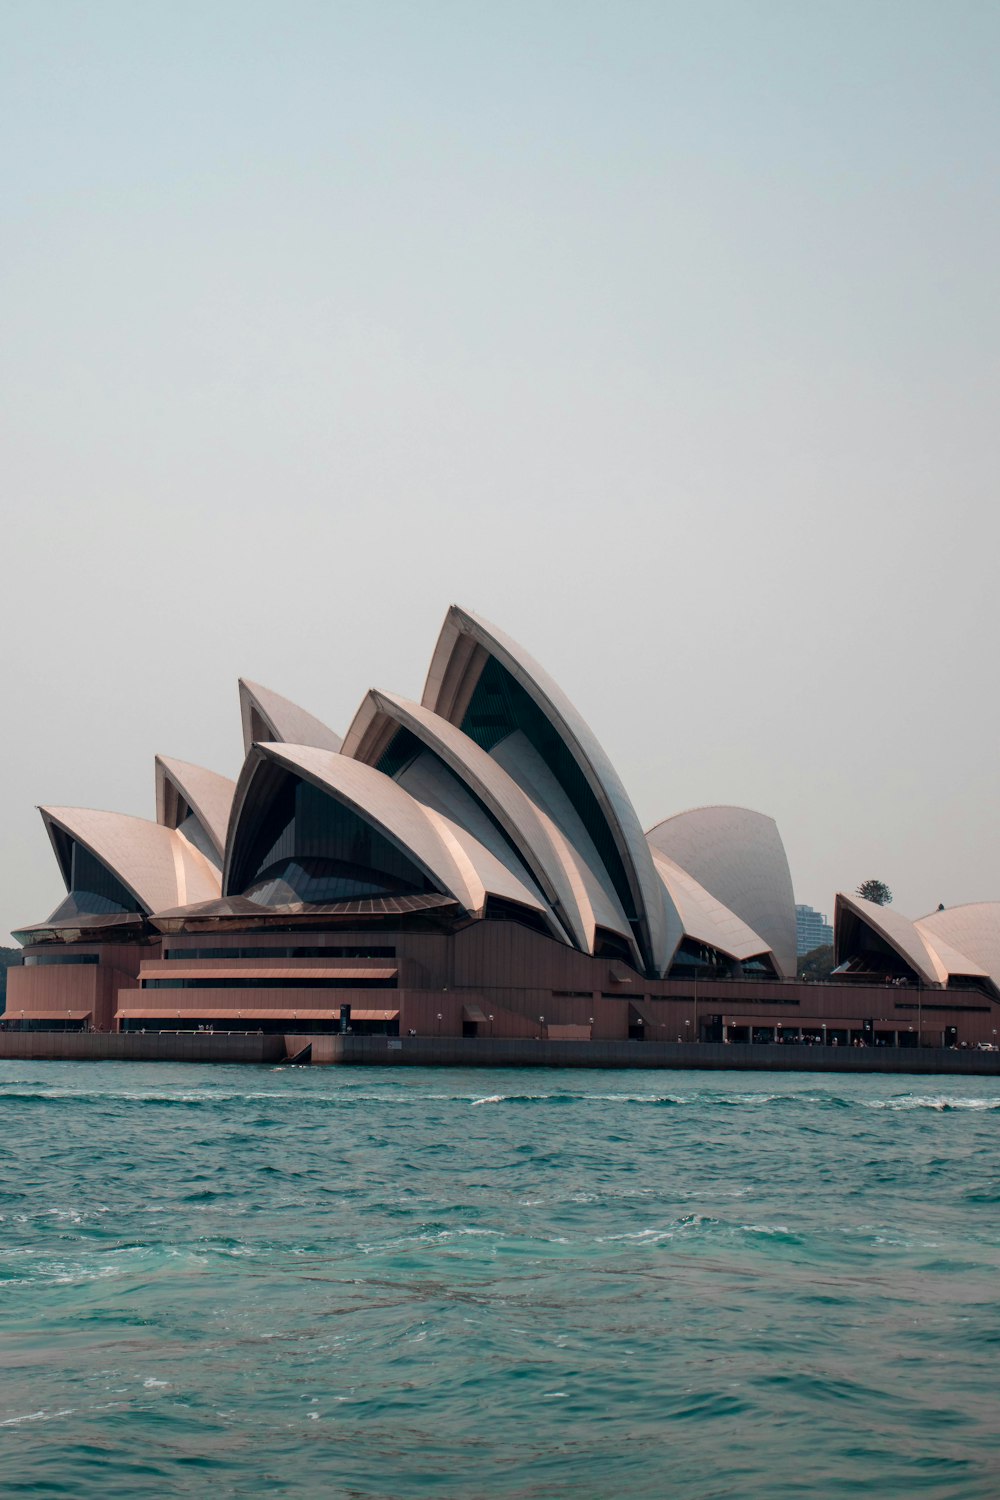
left=796, top=904, right=833, bottom=956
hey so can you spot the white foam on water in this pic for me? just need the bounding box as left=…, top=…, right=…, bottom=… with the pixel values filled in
left=0, top=1408, right=75, bottom=1427
left=865, top=1095, right=1000, bottom=1112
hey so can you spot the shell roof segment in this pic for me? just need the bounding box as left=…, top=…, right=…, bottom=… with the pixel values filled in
left=224, top=742, right=484, bottom=916
left=490, top=729, right=639, bottom=958
left=155, top=756, right=236, bottom=861
left=341, top=688, right=594, bottom=951
left=420, top=604, right=679, bottom=975
left=39, top=806, right=222, bottom=916
left=833, top=892, right=992, bottom=989
left=392, top=753, right=557, bottom=928
left=650, top=848, right=773, bottom=964
left=239, top=680, right=342, bottom=757
left=647, top=805, right=796, bottom=979
left=914, top=903, right=1000, bottom=995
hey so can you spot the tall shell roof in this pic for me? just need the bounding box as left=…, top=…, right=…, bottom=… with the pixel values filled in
left=391, top=753, right=557, bottom=925
left=646, top=806, right=796, bottom=979
left=239, top=680, right=342, bottom=757
left=40, top=807, right=222, bottom=915
left=341, top=689, right=592, bottom=950
left=224, top=742, right=483, bottom=915
left=650, top=849, right=773, bottom=964
left=915, top=904, right=1000, bottom=995
left=155, top=756, right=235, bottom=861
left=421, top=605, right=678, bottom=974
left=490, top=729, right=639, bottom=957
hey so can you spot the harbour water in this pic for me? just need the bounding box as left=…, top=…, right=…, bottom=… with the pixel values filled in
left=2, top=1061, right=998, bottom=1498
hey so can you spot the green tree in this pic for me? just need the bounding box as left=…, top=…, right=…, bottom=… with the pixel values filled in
left=856, top=878, right=892, bottom=906
left=798, top=944, right=836, bottom=980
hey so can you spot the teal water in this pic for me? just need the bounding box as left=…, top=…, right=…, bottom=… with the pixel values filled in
left=1, top=1063, right=998, bottom=1499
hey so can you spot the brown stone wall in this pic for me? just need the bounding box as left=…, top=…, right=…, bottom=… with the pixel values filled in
left=8, top=924, right=999, bottom=1049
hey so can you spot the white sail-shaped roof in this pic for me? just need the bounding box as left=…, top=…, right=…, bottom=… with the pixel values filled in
left=421, top=605, right=679, bottom=973
left=398, top=760, right=552, bottom=924
left=239, top=680, right=342, bottom=757
left=40, top=806, right=221, bottom=915
left=834, top=893, right=966, bottom=987
left=155, top=756, right=235, bottom=862
left=650, top=848, right=773, bottom=964
left=341, top=689, right=591, bottom=950
left=226, top=742, right=488, bottom=916
left=491, top=730, right=639, bottom=958
left=647, top=806, right=796, bottom=979
left=915, top=904, right=1000, bottom=995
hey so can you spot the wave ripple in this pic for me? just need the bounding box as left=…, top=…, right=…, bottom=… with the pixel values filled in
left=1, top=1059, right=997, bottom=1499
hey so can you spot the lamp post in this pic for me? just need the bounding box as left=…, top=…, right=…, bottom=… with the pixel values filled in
left=538, top=1014, right=545, bottom=1039
left=488, top=1013, right=494, bottom=1037
left=436, top=1012, right=442, bottom=1037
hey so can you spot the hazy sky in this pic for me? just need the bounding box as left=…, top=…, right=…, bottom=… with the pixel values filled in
left=2, top=0, right=998, bottom=943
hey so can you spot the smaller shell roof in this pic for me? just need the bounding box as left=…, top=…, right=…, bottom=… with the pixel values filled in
left=225, top=743, right=482, bottom=916
left=239, top=680, right=342, bottom=757
left=40, top=806, right=222, bottom=916
left=647, top=806, right=796, bottom=979
left=834, top=892, right=991, bottom=989
left=342, top=688, right=590, bottom=951
left=650, top=849, right=773, bottom=964
left=155, top=756, right=236, bottom=859
left=395, top=757, right=555, bottom=925
left=915, top=903, right=1000, bottom=994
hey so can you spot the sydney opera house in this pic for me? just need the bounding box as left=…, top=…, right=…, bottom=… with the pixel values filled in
left=7, top=606, right=1000, bottom=1051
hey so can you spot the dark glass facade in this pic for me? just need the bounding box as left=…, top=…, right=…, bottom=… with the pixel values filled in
left=230, top=775, right=437, bottom=907
left=176, top=810, right=221, bottom=869
left=460, top=655, right=638, bottom=925
left=24, top=952, right=99, bottom=966
left=49, top=844, right=145, bottom=917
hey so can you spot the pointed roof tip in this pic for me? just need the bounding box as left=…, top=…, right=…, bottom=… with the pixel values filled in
left=422, top=603, right=678, bottom=974
left=37, top=805, right=222, bottom=915
left=238, top=679, right=342, bottom=756
left=154, top=756, right=236, bottom=859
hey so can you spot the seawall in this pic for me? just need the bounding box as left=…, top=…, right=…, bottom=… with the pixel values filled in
left=0, top=1032, right=285, bottom=1064
left=310, top=1035, right=1000, bottom=1074
left=0, top=1031, right=998, bottom=1075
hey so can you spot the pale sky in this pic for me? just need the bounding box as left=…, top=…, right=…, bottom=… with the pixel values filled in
left=2, top=0, right=998, bottom=943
